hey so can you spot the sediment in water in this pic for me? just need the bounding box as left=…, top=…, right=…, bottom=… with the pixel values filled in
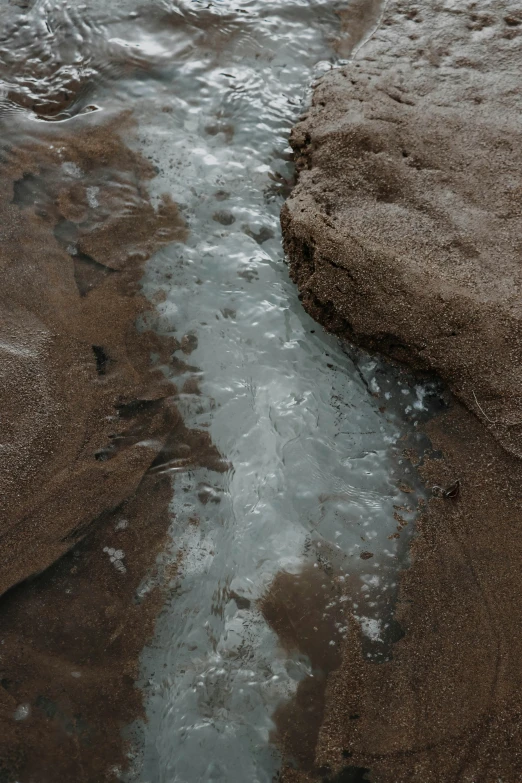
left=280, top=0, right=522, bottom=779
left=0, top=111, right=223, bottom=780
left=260, top=565, right=347, bottom=775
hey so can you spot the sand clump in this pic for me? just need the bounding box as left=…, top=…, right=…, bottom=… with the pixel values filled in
left=279, top=0, right=522, bottom=780
left=282, top=0, right=522, bottom=460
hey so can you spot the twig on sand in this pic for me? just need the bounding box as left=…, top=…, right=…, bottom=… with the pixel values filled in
left=471, top=390, right=522, bottom=428
left=472, top=390, right=497, bottom=424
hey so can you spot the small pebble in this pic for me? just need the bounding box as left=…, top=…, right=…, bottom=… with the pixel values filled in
left=13, top=703, right=30, bottom=721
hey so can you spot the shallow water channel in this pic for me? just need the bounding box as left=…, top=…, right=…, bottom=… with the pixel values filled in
left=1, top=1, right=436, bottom=780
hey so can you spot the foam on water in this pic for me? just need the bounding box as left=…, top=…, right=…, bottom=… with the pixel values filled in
left=0, top=1, right=436, bottom=780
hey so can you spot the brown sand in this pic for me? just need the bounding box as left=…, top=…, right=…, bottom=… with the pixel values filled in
left=278, top=0, right=522, bottom=780
left=260, top=565, right=346, bottom=774
left=0, top=112, right=187, bottom=593
left=0, top=111, right=224, bottom=780
left=315, top=404, right=522, bottom=782
left=282, top=0, right=522, bottom=460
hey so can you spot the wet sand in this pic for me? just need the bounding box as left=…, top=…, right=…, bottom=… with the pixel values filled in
left=315, top=403, right=522, bottom=782
left=0, top=112, right=187, bottom=591
left=279, top=0, right=522, bottom=779
left=0, top=111, right=223, bottom=780
left=260, top=565, right=346, bottom=775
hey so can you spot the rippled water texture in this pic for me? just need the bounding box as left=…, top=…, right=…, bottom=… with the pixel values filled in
left=0, top=1, right=437, bottom=781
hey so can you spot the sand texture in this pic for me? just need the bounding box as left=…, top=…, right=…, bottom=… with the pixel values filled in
left=282, top=0, right=522, bottom=459
left=0, top=112, right=224, bottom=780
left=280, top=0, right=522, bottom=780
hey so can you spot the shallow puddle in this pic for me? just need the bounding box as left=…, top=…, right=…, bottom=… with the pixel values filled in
left=0, top=1, right=440, bottom=781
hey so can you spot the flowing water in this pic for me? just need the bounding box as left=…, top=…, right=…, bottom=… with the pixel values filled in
left=0, top=1, right=438, bottom=780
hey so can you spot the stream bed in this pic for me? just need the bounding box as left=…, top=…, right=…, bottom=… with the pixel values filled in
left=0, top=1, right=438, bottom=781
